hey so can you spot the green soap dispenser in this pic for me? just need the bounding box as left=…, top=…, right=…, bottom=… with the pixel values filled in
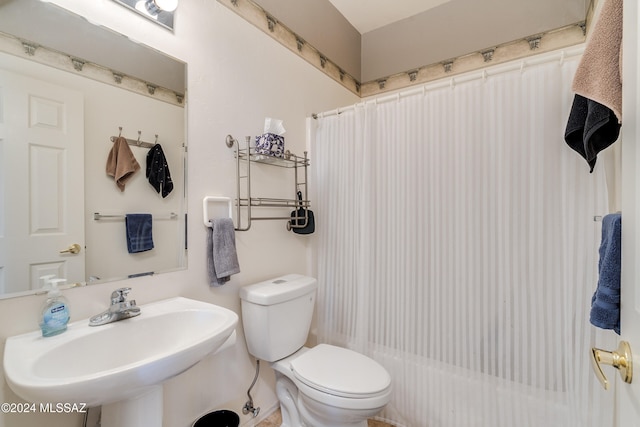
left=39, top=278, right=70, bottom=337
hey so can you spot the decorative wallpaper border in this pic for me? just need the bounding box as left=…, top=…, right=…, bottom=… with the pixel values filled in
left=218, top=0, right=361, bottom=95
left=0, top=31, right=185, bottom=107
left=218, top=0, right=587, bottom=98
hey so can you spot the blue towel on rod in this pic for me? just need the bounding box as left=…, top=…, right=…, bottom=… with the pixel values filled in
left=125, top=214, right=154, bottom=253
left=590, top=212, right=621, bottom=334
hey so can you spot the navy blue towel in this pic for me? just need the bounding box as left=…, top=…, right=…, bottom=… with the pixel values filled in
left=590, top=213, right=621, bottom=334
left=125, top=214, right=154, bottom=254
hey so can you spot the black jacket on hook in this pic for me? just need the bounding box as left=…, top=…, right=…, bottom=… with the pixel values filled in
left=146, top=144, right=174, bottom=198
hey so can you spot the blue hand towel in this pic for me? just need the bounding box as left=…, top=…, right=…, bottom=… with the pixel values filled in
left=207, top=218, right=240, bottom=286
left=125, top=214, right=154, bottom=254
left=590, top=213, right=621, bottom=334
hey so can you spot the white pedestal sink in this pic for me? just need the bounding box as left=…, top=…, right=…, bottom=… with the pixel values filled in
left=4, top=297, right=238, bottom=427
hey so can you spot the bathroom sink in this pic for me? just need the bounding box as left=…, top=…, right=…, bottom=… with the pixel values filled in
left=4, top=297, right=238, bottom=408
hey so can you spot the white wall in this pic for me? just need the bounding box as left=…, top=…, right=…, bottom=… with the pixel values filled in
left=0, top=1, right=358, bottom=426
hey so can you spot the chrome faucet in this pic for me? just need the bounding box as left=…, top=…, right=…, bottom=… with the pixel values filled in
left=89, top=287, right=141, bottom=326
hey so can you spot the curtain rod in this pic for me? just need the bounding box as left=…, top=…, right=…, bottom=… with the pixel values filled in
left=313, top=45, right=585, bottom=119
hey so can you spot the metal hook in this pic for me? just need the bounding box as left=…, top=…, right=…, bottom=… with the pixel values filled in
left=155, top=134, right=158, bottom=145
left=137, top=131, right=142, bottom=146
left=118, top=127, right=122, bottom=137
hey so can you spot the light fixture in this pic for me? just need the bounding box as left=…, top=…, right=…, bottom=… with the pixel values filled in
left=111, top=0, right=178, bottom=31
left=145, top=0, right=179, bottom=13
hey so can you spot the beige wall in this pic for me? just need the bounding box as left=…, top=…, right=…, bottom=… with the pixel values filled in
left=247, top=0, right=589, bottom=84
left=0, top=1, right=358, bottom=426
left=253, top=0, right=362, bottom=80
left=361, top=0, right=590, bottom=81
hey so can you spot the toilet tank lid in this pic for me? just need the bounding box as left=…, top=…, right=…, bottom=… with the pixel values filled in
left=239, top=274, right=317, bottom=305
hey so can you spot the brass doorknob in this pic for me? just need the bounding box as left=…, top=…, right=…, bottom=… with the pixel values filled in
left=591, top=341, right=633, bottom=390
left=59, top=243, right=81, bottom=254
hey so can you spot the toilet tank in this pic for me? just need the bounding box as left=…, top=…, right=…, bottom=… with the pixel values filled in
left=239, top=274, right=317, bottom=362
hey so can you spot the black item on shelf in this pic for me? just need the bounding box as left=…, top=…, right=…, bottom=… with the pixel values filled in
left=291, top=191, right=315, bottom=234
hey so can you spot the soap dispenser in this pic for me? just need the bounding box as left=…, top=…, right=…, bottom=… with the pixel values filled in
left=39, top=274, right=56, bottom=290
left=39, top=278, right=70, bottom=337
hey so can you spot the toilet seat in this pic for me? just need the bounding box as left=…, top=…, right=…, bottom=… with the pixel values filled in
left=290, top=344, right=391, bottom=399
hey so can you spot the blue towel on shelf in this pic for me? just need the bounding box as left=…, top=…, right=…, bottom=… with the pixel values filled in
left=590, top=213, right=621, bottom=334
left=125, top=214, right=154, bottom=254
left=207, top=218, right=240, bottom=286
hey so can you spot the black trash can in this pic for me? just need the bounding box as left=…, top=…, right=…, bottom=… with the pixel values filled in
left=193, top=410, right=239, bottom=427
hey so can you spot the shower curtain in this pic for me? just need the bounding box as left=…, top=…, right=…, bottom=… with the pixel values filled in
left=312, top=50, right=616, bottom=427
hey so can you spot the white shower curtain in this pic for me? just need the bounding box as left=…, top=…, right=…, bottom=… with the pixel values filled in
left=313, top=50, right=616, bottom=427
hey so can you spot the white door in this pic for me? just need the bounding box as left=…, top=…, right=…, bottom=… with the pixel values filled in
left=0, top=68, right=85, bottom=294
left=617, top=0, right=640, bottom=424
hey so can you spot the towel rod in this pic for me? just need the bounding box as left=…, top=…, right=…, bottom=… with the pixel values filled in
left=203, top=196, right=233, bottom=227
left=94, top=212, right=177, bottom=220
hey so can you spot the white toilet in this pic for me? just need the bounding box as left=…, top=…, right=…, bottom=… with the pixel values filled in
left=240, top=274, right=391, bottom=427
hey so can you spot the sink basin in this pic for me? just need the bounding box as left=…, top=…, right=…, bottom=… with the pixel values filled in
left=4, top=297, right=238, bottom=409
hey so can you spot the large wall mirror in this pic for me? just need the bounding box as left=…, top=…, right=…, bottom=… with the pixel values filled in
left=0, top=0, right=187, bottom=298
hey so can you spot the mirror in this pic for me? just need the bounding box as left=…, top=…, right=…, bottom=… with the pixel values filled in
left=0, top=0, right=187, bottom=298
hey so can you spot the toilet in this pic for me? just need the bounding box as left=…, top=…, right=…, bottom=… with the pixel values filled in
left=240, top=274, right=391, bottom=427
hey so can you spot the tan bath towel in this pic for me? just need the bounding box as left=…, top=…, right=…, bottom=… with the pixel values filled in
left=572, top=0, right=623, bottom=122
left=106, top=136, right=140, bottom=191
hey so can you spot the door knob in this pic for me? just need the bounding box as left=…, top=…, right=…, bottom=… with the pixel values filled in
left=59, top=243, right=81, bottom=254
left=590, top=341, right=633, bottom=390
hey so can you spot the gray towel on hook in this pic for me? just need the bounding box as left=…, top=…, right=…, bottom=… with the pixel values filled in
left=207, top=218, right=240, bottom=286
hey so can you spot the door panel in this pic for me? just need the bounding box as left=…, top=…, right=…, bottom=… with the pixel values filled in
left=618, top=0, right=640, bottom=424
left=0, top=68, right=84, bottom=294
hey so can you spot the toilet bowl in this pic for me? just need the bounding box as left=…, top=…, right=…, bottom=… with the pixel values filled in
left=240, top=275, right=391, bottom=427
left=272, top=345, right=391, bottom=427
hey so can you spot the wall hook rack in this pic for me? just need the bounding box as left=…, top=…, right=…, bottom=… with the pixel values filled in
left=111, top=127, right=157, bottom=149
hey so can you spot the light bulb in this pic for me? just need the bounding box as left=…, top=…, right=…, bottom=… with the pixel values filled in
left=145, top=0, right=178, bottom=13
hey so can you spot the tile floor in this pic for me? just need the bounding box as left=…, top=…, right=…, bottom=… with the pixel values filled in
left=256, top=408, right=395, bottom=427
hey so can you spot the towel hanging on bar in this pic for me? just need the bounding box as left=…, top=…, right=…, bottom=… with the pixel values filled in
left=125, top=213, right=154, bottom=254
left=94, top=212, right=177, bottom=220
